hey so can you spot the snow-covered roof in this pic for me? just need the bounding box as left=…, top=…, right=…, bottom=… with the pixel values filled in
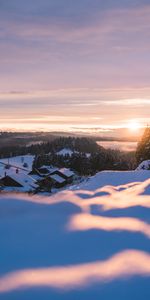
left=59, top=168, right=75, bottom=177
left=50, top=174, right=66, bottom=184
left=0, top=169, right=38, bottom=192
left=29, top=174, right=42, bottom=181
left=39, top=166, right=58, bottom=174
left=0, top=164, right=22, bottom=179
left=7, top=173, right=37, bottom=188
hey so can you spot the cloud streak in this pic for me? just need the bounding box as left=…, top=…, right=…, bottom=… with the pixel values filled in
left=0, top=1, right=150, bottom=131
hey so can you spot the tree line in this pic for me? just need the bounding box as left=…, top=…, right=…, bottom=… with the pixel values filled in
left=1, top=131, right=150, bottom=174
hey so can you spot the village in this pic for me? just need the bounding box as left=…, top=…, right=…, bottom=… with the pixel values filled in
left=0, top=155, right=76, bottom=193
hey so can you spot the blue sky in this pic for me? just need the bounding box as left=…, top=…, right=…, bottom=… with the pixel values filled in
left=0, top=0, right=150, bottom=133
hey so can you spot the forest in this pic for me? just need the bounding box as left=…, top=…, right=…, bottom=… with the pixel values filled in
left=0, top=127, right=150, bottom=176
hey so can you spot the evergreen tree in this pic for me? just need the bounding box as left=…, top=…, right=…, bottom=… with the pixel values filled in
left=136, top=126, right=150, bottom=163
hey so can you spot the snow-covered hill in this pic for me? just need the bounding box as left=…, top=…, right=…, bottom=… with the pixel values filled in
left=0, top=171, right=150, bottom=299
left=71, top=170, right=150, bottom=191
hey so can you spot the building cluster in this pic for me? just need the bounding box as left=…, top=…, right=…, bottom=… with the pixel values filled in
left=30, top=166, right=75, bottom=191
left=0, top=155, right=75, bottom=193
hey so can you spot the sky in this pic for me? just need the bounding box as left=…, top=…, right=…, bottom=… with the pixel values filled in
left=0, top=0, right=150, bottom=136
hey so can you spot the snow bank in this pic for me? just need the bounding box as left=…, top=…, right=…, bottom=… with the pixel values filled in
left=0, top=173, right=150, bottom=299
left=72, top=170, right=150, bottom=191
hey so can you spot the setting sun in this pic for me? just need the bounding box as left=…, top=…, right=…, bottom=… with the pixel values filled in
left=128, top=121, right=141, bottom=132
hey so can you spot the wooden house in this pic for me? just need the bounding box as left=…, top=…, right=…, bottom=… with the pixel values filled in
left=28, top=168, right=42, bottom=176
left=0, top=175, right=23, bottom=187
left=0, top=173, right=38, bottom=192
left=51, top=168, right=75, bottom=184
left=50, top=174, right=66, bottom=188
left=37, top=177, right=52, bottom=192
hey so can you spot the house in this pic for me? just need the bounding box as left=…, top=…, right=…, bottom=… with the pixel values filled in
left=0, top=172, right=38, bottom=192
left=51, top=168, right=75, bottom=184
left=38, top=172, right=66, bottom=190
left=37, top=177, right=53, bottom=192
left=0, top=180, right=4, bottom=190
left=0, top=175, right=23, bottom=187
left=50, top=174, right=66, bottom=188
left=38, top=166, right=50, bottom=175
left=28, top=168, right=42, bottom=177
left=30, top=166, right=58, bottom=177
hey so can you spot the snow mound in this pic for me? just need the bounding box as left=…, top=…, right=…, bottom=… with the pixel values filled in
left=0, top=174, right=150, bottom=299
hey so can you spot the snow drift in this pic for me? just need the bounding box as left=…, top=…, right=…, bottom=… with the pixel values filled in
left=0, top=171, right=150, bottom=299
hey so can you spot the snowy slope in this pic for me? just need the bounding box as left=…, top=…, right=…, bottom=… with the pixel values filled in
left=136, top=160, right=150, bottom=170
left=0, top=171, right=150, bottom=299
left=72, top=170, right=150, bottom=191
left=0, top=155, right=35, bottom=172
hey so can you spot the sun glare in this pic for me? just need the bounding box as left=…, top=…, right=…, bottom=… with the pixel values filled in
left=128, top=121, right=141, bottom=132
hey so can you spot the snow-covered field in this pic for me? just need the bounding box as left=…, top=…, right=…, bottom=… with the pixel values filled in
left=0, top=171, right=150, bottom=299
left=0, top=155, right=35, bottom=172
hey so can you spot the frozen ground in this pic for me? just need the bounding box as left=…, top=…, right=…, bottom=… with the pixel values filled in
left=0, top=171, right=150, bottom=299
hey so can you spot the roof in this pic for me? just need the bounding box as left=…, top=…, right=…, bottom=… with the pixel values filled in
left=50, top=174, right=66, bottom=184
left=59, top=168, right=75, bottom=178
left=39, top=166, right=58, bottom=174
left=0, top=171, right=38, bottom=192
